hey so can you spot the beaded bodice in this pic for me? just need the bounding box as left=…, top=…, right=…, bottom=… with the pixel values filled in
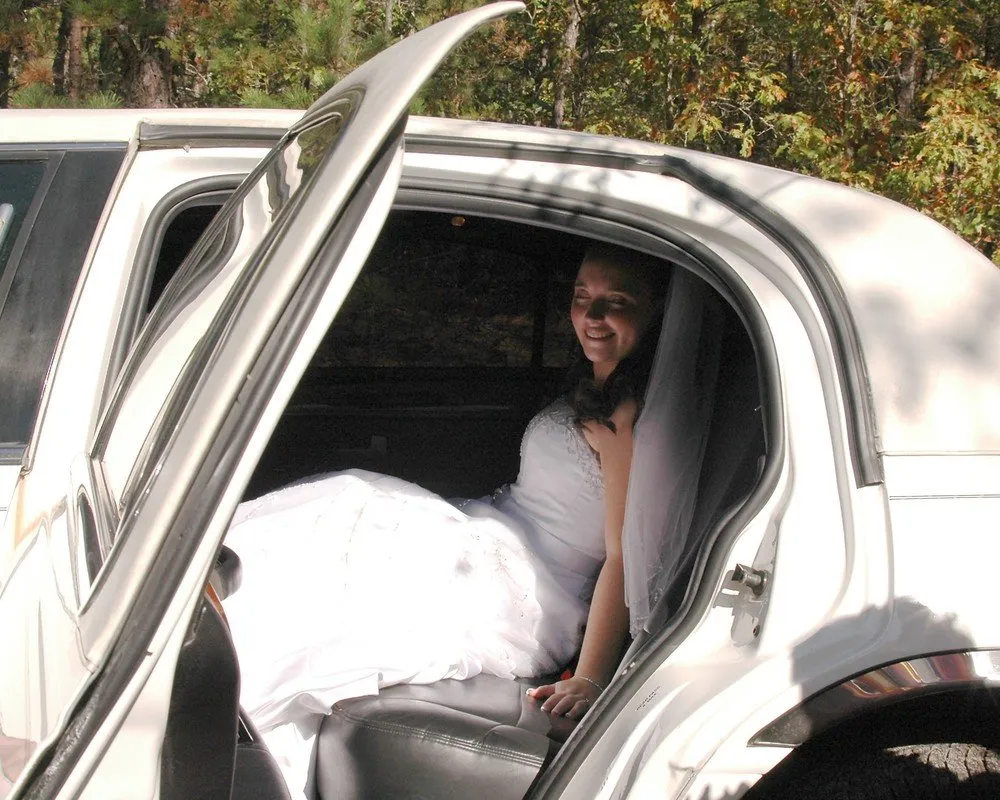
left=492, top=399, right=606, bottom=599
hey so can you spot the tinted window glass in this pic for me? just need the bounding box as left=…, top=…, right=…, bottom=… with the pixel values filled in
left=0, top=150, right=122, bottom=447
left=316, top=213, right=582, bottom=370
left=147, top=203, right=224, bottom=313
left=325, top=236, right=537, bottom=367
left=0, top=160, right=46, bottom=272
left=544, top=266, right=578, bottom=369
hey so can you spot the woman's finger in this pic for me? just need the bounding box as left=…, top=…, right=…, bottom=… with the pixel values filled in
left=540, top=691, right=571, bottom=713
left=548, top=693, right=580, bottom=716
left=566, top=699, right=590, bottom=720
left=527, top=683, right=555, bottom=701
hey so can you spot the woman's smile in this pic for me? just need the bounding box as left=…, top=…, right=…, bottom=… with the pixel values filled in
left=571, top=257, right=658, bottom=383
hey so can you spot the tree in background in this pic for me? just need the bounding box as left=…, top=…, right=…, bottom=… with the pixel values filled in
left=83, top=0, right=176, bottom=106
left=3, top=0, right=1000, bottom=262
left=1, top=0, right=27, bottom=107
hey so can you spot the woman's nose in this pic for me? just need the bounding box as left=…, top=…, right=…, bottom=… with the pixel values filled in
left=586, top=299, right=607, bottom=319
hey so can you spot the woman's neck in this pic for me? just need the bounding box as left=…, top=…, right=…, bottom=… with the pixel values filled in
left=592, top=362, right=616, bottom=387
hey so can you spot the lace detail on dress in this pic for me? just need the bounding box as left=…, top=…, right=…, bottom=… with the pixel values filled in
left=520, top=399, right=602, bottom=490
left=518, top=406, right=549, bottom=457
left=564, top=420, right=603, bottom=490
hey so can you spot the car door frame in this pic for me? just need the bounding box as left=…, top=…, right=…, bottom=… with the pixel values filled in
left=9, top=6, right=526, bottom=798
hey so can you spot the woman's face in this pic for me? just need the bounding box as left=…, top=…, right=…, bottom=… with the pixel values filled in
left=570, top=255, right=659, bottom=382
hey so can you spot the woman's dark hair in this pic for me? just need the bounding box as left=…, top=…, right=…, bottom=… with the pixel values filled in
left=564, top=243, right=670, bottom=431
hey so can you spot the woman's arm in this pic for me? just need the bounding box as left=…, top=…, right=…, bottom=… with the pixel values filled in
left=527, top=400, right=636, bottom=718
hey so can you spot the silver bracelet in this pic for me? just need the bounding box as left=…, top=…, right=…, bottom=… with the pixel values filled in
left=577, top=675, right=605, bottom=692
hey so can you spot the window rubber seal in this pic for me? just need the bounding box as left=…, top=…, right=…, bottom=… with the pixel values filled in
left=102, top=175, right=245, bottom=412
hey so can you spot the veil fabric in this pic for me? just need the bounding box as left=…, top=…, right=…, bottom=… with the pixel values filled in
left=622, top=268, right=723, bottom=636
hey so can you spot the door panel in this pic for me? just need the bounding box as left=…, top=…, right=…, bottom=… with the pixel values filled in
left=8, top=5, right=526, bottom=798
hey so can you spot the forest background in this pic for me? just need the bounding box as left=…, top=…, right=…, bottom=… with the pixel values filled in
left=3, top=0, right=1000, bottom=263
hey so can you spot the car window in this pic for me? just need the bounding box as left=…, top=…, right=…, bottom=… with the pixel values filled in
left=0, top=150, right=123, bottom=447
left=0, top=158, right=48, bottom=447
left=96, top=104, right=355, bottom=508
left=0, top=160, right=46, bottom=274
left=146, top=203, right=225, bottom=313
left=317, top=212, right=580, bottom=371
left=247, top=212, right=586, bottom=500
left=326, top=233, right=538, bottom=368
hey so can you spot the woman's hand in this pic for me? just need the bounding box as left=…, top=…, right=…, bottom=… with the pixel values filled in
left=526, top=675, right=602, bottom=719
left=581, top=398, right=638, bottom=460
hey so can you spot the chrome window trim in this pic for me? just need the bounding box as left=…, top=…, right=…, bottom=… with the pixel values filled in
left=751, top=649, right=1000, bottom=747
left=0, top=142, right=126, bottom=153
left=137, top=123, right=285, bottom=150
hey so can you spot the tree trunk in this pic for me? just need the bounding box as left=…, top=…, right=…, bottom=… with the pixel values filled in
left=896, top=48, right=922, bottom=121
left=553, top=0, right=582, bottom=128
left=97, top=30, right=114, bottom=92
left=533, top=41, right=549, bottom=127
left=53, top=2, right=71, bottom=95
left=685, top=6, right=706, bottom=86
left=385, top=0, right=395, bottom=34
left=571, top=22, right=591, bottom=129
left=116, top=26, right=172, bottom=107
left=114, top=0, right=175, bottom=108
left=68, top=16, right=84, bottom=100
left=0, top=49, right=10, bottom=109
left=132, top=49, right=171, bottom=107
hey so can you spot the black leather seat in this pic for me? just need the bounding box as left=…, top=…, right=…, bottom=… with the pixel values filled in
left=315, top=674, right=576, bottom=800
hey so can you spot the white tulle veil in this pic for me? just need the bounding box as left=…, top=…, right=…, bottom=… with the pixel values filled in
left=622, top=268, right=723, bottom=636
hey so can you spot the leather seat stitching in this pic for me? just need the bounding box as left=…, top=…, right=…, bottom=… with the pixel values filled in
left=329, top=706, right=545, bottom=767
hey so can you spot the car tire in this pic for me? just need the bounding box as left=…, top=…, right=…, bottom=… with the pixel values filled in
left=749, top=742, right=1000, bottom=799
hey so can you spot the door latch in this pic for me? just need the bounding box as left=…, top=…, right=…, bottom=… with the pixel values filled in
left=731, top=563, right=768, bottom=597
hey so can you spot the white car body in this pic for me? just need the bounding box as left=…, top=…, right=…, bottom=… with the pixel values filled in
left=1, top=5, right=998, bottom=799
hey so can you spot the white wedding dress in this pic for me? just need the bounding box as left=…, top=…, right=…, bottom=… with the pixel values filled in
left=222, top=398, right=606, bottom=797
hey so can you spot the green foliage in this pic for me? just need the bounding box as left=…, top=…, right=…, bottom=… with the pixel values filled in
left=10, top=83, right=71, bottom=108
left=3, top=0, right=1000, bottom=262
left=887, top=61, right=1000, bottom=261
left=9, top=81, right=121, bottom=108
left=165, top=0, right=361, bottom=106
left=82, top=89, right=124, bottom=108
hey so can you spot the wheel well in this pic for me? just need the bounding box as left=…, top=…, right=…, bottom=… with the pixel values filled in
left=747, top=687, right=1000, bottom=797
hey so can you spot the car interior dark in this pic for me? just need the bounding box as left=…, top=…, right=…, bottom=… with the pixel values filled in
left=150, top=205, right=765, bottom=800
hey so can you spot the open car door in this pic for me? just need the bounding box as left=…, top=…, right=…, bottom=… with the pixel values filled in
left=5, top=4, right=523, bottom=799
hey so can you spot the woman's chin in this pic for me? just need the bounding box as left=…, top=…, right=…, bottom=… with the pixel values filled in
left=582, top=354, right=619, bottom=383
left=582, top=345, right=616, bottom=365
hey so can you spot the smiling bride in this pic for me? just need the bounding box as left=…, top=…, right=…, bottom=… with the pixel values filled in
left=222, top=243, right=668, bottom=795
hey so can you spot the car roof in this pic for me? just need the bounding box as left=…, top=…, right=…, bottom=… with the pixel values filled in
left=0, top=108, right=303, bottom=143
left=4, top=109, right=996, bottom=456
left=409, top=117, right=1000, bottom=458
